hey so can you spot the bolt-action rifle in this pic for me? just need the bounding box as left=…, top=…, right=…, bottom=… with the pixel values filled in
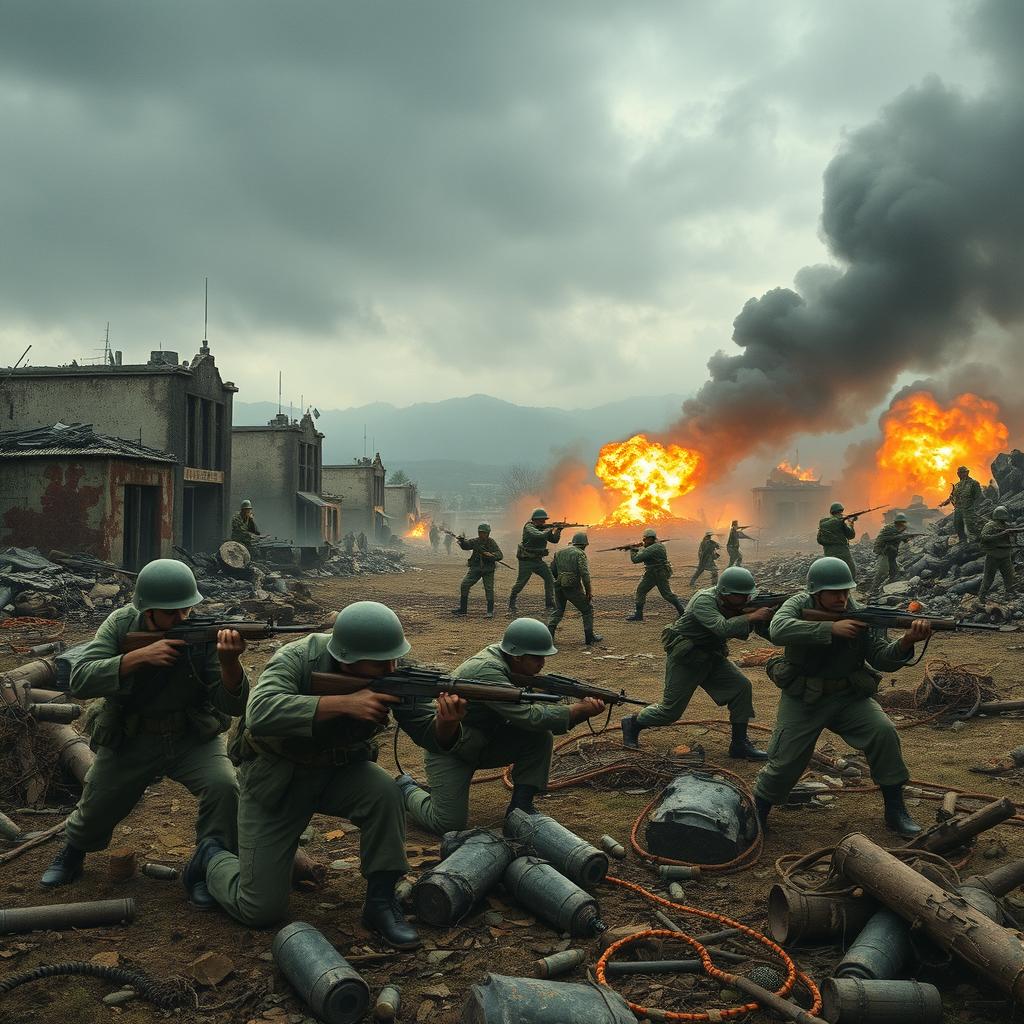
left=546, top=521, right=588, bottom=531
left=598, top=539, right=673, bottom=553
left=442, top=527, right=514, bottom=569
left=308, top=665, right=563, bottom=705
left=841, top=504, right=889, bottom=521
left=799, top=606, right=1017, bottom=633
left=120, top=616, right=321, bottom=652
left=507, top=670, right=647, bottom=707
left=742, top=591, right=794, bottom=610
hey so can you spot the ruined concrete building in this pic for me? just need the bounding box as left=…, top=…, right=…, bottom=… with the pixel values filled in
left=2, top=348, right=235, bottom=552
left=384, top=481, right=420, bottom=531
left=884, top=496, right=940, bottom=531
left=322, top=453, right=387, bottom=539
left=752, top=465, right=832, bottom=538
left=0, top=423, right=177, bottom=569
left=231, top=411, right=340, bottom=546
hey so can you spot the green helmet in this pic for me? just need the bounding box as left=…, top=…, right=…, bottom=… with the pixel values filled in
left=642, top=528, right=657, bottom=539
left=830, top=502, right=845, bottom=515
left=957, top=466, right=969, bottom=475
left=572, top=532, right=588, bottom=547
left=328, top=601, right=411, bottom=663
left=717, top=566, right=756, bottom=596
left=894, top=512, right=908, bottom=524
left=993, top=505, right=1010, bottom=521
left=807, top=556, right=856, bottom=594
left=478, top=523, right=492, bottom=533
left=240, top=499, right=253, bottom=510
left=133, top=559, right=203, bottom=612
left=500, top=618, right=557, bottom=657
left=531, top=507, right=549, bottom=521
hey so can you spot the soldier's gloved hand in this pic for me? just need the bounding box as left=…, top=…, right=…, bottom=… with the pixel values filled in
left=569, top=697, right=606, bottom=725
left=216, top=628, right=247, bottom=661
left=900, top=618, right=934, bottom=649
left=134, top=638, right=187, bottom=667
left=830, top=619, right=868, bottom=640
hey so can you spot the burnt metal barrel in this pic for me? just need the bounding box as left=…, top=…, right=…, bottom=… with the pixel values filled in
left=272, top=921, right=370, bottom=1024
left=460, top=973, right=636, bottom=1024
left=821, top=978, right=942, bottom=1024
left=503, top=857, right=605, bottom=937
left=0, top=898, right=135, bottom=935
left=767, top=884, right=876, bottom=946
left=505, top=810, right=608, bottom=889
left=414, top=830, right=515, bottom=927
left=835, top=909, right=914, bottom=980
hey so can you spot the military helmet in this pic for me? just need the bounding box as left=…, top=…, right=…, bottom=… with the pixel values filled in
left=478, top=522, right=492, bottom=533
left=894, top=512, right=908, bottom=523
left=133, top=559, right=203, bottom=612
left=531, top=507, right=549, bottom=520
left=500, top=618, right=557, bottom=657
left=993, top=505, right=1010, bottom=521
left=957, top=465, right=969, bottom=475
left=829, top=502, right=845, bottom=514
left=572, top=531, right=588, bottom=547
left=642, top=528, right=657, bottom=539
left=807, top=556, right=856, bottom=594
left=240, top=499, right=253, bottom=510
left=717, top=566, right=756, bottom=597
left=704, top=530, right=713, bottom=537
left=328, top=601, right=411, bottom=663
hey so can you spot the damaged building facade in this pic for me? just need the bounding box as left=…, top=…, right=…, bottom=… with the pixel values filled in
left=322, top=454, right=387, bottom=539
left=752, top=465, right=832, bottom=539
left=1, top=348, right=236, bottom=553
left=384, top=481, right=420, bottom=530
left=231, top=411, right=340, bottom=546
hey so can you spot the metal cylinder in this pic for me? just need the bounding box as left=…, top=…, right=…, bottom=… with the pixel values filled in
left=0, top=809, right=22, bottom=842
left=503, top=857, right=605, bottom=937
left=141, top=862, right=179, bottom=880
left=505, top=810, right=608, bottom=889
left=767, top=884, right=876, bottom=946
left=272, top=922, right=370, bottom=1024
left=374, top=985, right=401, bottom=1022
left=835, top=909, right=913, bottom=980
left=461, top=973, right=636, bottom=1024
left=0, top=898, right=135, bottom=935
left=414, top=831, right=515, bottom=927
left=598, top=835, right=626, bottom=860
left=0, top=658, right=58, bottom=693
left=821, top=978, right=942, bottom=1024
left=36, top=722, right=94, bottom=785
left=658, top=864, right=702, bottom=881
left=535, top=949, right=586, bottom=978
left=29, top=702, right=81, bottom=723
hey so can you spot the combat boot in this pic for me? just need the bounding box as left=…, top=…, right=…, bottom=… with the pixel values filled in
left=507, top=599, right=518, bottom=618
left=40, top=843, right=85, bottom=888
left=182, top=836, right=227, bottom=909
left=620, top=715, right=643, bottom=750
left=754, top=797, right=772, bottom=834
left=362, top=872, right=421, bottom=950
left=728, top=723, right=769, bottom=761
left=505, top=784, right=540, bottom=817
left=625, top=607, right=643, bottom=622
left=484, top=604, right=494, bottom=619
left=450, top=606, right=467, bottom=616
left=584, top=630, right=603, bottom=646
left=671, top=599, right=686, bottom=617
left=547, top=625, right=557, bottom=642
left=881, top=784, right=922, bottom=837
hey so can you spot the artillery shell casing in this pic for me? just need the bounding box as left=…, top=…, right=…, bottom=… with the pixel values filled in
left=141, top=862, right=179, bottom=880
left=598, top=835, right=626, bottom=860
left=658, top=865, right=702, bottom=881
left=374, top=985, right=401, bottom=1021
left=668, top=882, right=685, bottom=901
left=0, top=809, right=22, bottom=842
left=534, top=949, right=586, bottom=978
left=0, top=898, right=135, bottom=934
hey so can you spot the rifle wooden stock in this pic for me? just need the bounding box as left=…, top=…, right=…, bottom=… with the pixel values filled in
left=308, top=671, right=556, bottom=704
left=120, top=622, right=322, bottom=653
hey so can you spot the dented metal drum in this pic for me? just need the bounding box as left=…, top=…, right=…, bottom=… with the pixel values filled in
left=461, top=973, right=635, bottom=1024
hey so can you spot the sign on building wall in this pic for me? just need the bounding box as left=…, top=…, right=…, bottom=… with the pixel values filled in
left=184, top=467, right=225, bottom=484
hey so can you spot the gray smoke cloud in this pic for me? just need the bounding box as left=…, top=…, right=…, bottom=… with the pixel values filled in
left=669, top=0, right=1024, bottom=471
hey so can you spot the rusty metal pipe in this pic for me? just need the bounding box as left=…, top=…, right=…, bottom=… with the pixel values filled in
left=29, top=703, right=82, bottom=723
left=36, top=722, right=94, bottom=785
left=0, top=898, right=135, bottom=934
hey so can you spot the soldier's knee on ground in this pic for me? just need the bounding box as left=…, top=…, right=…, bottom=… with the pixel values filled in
left=234, top=889, right=291, bottom=929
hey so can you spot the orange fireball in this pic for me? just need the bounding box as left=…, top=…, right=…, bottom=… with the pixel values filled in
left=404, top=520, right=429, bottom=539
left=875, top=391, right=1008, bottom=503
left=594, top=434, right=704, bottom=524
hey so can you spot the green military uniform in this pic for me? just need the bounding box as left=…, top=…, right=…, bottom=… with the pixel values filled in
left=869, top=524, right=904, bottom=593
left=404, top=644, right=572, bottom=835
left=66, top=605, right=246, bottom=853
left=632, top=542, right=683, bottom=612
left=206, top=632, right=448, bottom=927
left=978, top=518, right=1016, bottom=601
left=509, top=522, right=562, bottom=609
left=357, top=531, right=368, bottom=553
left=726, top=526, right=750, bottom=567
left=429, top=524, right=440, bottom=551
left=754, top=593, right=913, bottom=806
left=689, top=536, right=720, bottom=587
left=231, top=513, right=260, bottom=550
left=443, top=531, right=453, bottom=555
left=635, top=588, right=758, bottom=729
left=947, top=476, right=984, bottom=542
left=457, top=535, right=504, bottom=612
left=816, top=515, right=856, bottom=578
left=548, top=544, right=594, bottom=635
left=343, top=533, right=355, bottom=555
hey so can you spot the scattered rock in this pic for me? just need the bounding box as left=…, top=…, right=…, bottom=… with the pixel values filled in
left=187, top=951, right=235, bottom=987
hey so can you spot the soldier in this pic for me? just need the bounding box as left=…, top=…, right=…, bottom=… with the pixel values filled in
left=868, top=512, right=912, bottom=595
left=398, top=618, right=605, bottom=835
left=40, top=560, right=246, bottom=906
left=342, top=532, right=356, bottom=556
left=984, top=478, right=1001, bottom=501
left=443, top=525, right=454, bottom=556
left=978, top=505, right=1018, bottom=601
left=508, top=507, right=563, bottom=614
left=452, top=523, right=503, bottom=618
left=726, top=520, right=753, bottom=567
left=201, top=602, right=462, bottom=948
left=689, top=531, right=720, bottom=587
left=231, top=499, right=265, bottom=552
left=429, top=522, right=440, bottom=552
left=817, top=502, right=857, bottom=579
left=620, top=566, right=770, bottom=760
left=625, top=528, right=685, bottom=622
left=548, top=532, right=602, bottom=646
left=357, top=530, right=368, bottom=553
left=938, top=466, right=983, bottom=543
left=753, top=557, right=933, bottom=837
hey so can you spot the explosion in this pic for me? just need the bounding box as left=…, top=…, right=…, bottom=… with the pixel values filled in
left=404, top=520, right=429, bottom=539
left=874, top=391, right=1008, bottom=503
left=594, top=434, right=704, bottom=525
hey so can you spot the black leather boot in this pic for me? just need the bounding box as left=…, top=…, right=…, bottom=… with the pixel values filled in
left=728, top=723, right=769, bottom=761
left=362, top=872, right=421, bottom=950
left=450, top=606, right=467, bottom=616
left=625, top=607, right=643, bottom=622
left=881, top=784, right=922, bottom=837
left=620, top=715, right=642, bottom=749
left=754, top=797, right=772, bottom=833
left=40, top=843, right=85, bottom=888
left=182, top=836, right=227, bottom=909
left=671, top=599, right=686, bottom=617
left=484, top=604, right=494, bottom=619
left=504, top=784, right=540, bottom=817
left=584, top=630, right=603, bottom=645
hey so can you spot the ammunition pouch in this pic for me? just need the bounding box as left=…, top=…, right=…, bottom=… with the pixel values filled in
left=236, top=728, right=379, bottom=768
left=516, top=544, right=546, bottom=561
left=765, top=658, right=881, bottom=704
left=85, top=699, right=228, bottom=751
left=556, top=570, right=581, bottom=590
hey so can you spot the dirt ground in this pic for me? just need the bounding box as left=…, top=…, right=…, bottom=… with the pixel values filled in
left=2, top=546, right=1023, bottom=1023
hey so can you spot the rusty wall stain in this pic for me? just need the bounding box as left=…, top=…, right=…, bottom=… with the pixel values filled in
left=2, top=463, right=105, bottom=554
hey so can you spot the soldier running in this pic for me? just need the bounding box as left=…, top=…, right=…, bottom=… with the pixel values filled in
left=625, top=528, right=685, bottom=621
left=548, top=532, right=602, bottom=646
left=689, top=531, right=720, bottom=587
left=452, top=523, right=503, bottom=618
left=726, top=520, right=752, bottom=567
left=508, top=507, right=563, bottom=614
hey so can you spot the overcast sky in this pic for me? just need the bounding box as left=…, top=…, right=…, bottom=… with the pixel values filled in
left=0, top=1, right=1000, bottom=414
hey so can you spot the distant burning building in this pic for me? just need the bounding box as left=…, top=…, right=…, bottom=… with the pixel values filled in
left=752, top=464, right=832, bottom=538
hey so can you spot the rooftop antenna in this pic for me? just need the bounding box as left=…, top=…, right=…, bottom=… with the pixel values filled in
left=199, top=277, right=210, bottom=356
left=363, top=424, right=367, bottom=459
left=278, top=371, right=282, bottom=416
left=103, top=322, right=112, bottom=365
